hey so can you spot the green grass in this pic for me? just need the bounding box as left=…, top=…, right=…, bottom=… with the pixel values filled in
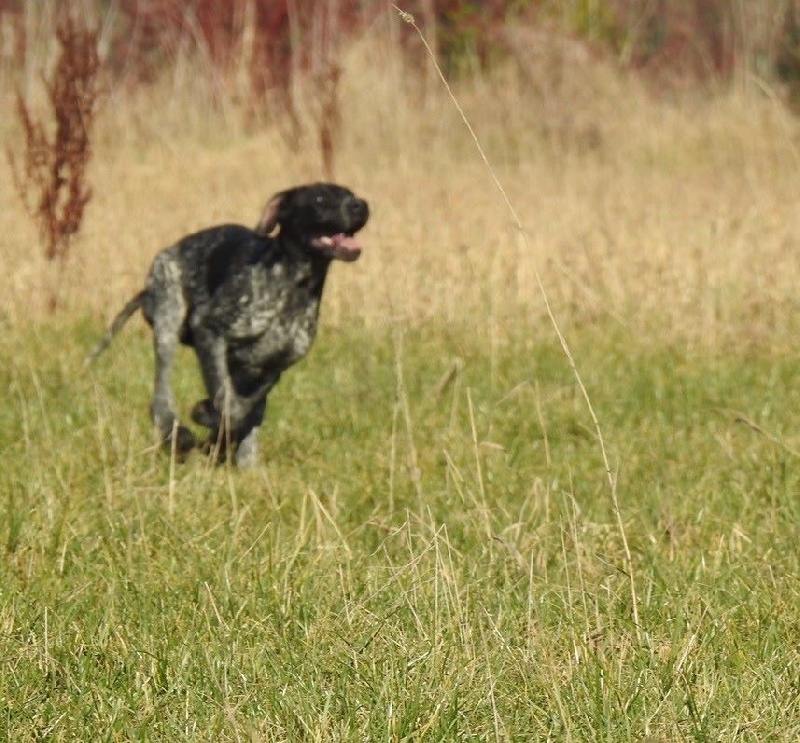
left=1, top=318, right=799, bottom=740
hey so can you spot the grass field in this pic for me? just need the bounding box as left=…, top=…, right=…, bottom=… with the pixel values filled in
left=2, top=22, right=800, bottom=741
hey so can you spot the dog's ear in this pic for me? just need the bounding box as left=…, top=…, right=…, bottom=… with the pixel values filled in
left=254, top=191, right=286, bottom=235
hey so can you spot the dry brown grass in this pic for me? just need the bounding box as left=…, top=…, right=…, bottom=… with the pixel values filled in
left=3, top=31, right=800, bottom=350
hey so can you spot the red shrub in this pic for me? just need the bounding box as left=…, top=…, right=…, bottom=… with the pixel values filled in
left=8, top=9, right=101, bottom=264
left=610, top=0, right=737, bottom=88
left=0, top=0, right=26, bottom=70
left=112, top=0, right=368, bottom=98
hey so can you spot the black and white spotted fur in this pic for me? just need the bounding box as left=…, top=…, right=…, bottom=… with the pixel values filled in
left=86, top=183, right=369, bottom=467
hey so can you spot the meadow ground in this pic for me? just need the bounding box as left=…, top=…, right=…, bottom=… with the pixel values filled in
left=2, top=33, right=800, bottom=741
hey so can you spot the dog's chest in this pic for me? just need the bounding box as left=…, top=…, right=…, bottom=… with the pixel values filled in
left=222, top=262, right=321, bottom=367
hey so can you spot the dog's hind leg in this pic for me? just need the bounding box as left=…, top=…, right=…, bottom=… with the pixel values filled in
left=233, top=384, right=280, bottom=468
left=146, top=258, right=196, bottom=455
left=151, top=314, right=196, bottom=455
left=234, top=397, right=266, bottom=468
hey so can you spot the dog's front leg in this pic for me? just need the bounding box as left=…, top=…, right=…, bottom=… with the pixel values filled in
left=191, top=372, right=280, bottom=464
left=190, top=384, right=272, bottom=431
left=189, top=320, right=251, bottom=432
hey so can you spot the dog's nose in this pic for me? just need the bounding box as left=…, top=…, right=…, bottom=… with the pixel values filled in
left=346, top=197, right=369, bottom=223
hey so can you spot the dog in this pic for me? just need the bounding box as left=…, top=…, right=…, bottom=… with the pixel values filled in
left=86, top=182, right=369, bottom=467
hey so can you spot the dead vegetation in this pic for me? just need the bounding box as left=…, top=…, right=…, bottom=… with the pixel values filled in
left=7, top=7, right=101, bottom=282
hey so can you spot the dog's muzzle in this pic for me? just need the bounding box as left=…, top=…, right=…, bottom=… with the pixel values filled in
left=313, top=196, right=368, bottom=261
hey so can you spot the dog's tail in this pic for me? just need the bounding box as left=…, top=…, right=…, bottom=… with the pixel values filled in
left=84, top=291, right=145, bottom=367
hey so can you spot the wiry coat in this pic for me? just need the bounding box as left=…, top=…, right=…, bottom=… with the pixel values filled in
left=87, top=183, right=369, bottom=466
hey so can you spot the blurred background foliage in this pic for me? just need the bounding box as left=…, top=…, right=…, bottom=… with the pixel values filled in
left=2, top=1, right=800, bottom=101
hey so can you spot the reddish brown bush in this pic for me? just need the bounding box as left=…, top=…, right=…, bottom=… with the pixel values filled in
left=0, top=0, right=26, bottom=71
left=777, top=2, right=800, bottom=90
left=112, top=1, right=365, bottom=95
left=610, top=0, right=737, bottom=87
left=8, top=9, right=101, bottom=268
left=402, top=0, right=511, bottom=73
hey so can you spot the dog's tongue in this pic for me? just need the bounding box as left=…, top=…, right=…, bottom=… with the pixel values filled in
left=316, top=233, right=362, bottom=250
left=313, top=233, right=363, bottom=260
left=332, top=233, right=362, bottom=250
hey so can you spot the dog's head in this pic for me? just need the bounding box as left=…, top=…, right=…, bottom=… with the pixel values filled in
left=255, top=183, right=369, bottom=262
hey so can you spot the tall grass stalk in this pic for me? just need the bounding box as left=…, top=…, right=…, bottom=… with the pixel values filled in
left=392, top=3, right=640, bottom=637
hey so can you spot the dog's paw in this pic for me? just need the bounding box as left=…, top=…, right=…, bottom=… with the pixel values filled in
left=191, top=399, right=219, bottom=429
left=165, top=424, right=196, bottom=460
left=200, top=434, right=233, bottom=464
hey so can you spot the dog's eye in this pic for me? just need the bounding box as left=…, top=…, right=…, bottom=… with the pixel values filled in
left=315, top=195, right=324, bottom=204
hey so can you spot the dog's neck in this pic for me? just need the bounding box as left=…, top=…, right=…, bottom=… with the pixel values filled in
left=275, top=235, right=331, bottom=296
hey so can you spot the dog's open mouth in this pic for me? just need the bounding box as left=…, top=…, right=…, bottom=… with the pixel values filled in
left=312, top=233, right=363, bottom=262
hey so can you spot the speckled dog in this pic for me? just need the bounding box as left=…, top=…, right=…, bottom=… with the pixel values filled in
left=86, top=183, right=369, bottom=467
